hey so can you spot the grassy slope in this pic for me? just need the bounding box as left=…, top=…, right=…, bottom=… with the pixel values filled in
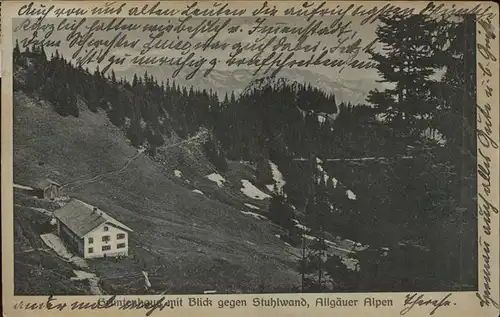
left=13, top=91, right=300, bottom=294
left=153, top=139, right=271, bottom=214
left=13, top=194, right=91, bottom=295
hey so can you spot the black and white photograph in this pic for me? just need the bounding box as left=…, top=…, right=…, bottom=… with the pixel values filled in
left=4, top=1, right=493, bottom=301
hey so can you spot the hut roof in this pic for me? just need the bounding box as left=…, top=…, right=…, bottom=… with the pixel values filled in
left=29, top=178, right=62, bottom=189
left=53, top=199, right=133, bottom=238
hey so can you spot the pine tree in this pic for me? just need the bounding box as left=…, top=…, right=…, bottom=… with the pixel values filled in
left=435, top=16, right=476, bottom=158
left=132, top=74, right=139, bottom=87
left=13, top=40, right=21, bottom=65
left=65, top=82, right=79, bottom=117
left=268, top=193, right=294, bottom=231
left=127, top=106, right=144, bottom=147
left=367, top=14, right=441, bottom=137
left=297, top=199, right=329, bottom=292
left=40, top=44, right=47, bottom=60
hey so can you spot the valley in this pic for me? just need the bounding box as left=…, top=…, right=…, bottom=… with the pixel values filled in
left=13, top=90, right=362, bottom=294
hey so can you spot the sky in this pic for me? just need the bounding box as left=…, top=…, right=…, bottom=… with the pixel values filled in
left=13, top=16, right=384, bottom=85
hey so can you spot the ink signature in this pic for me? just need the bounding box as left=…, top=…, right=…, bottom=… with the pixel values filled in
left=400, top=293, right=453, bottom=315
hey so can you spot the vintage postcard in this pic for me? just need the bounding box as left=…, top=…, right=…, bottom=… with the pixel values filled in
left=1, top=1, right=499, bottom=316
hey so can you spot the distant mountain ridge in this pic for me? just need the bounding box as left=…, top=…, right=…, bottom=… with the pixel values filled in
left=115, top=67, right=387, bottom=105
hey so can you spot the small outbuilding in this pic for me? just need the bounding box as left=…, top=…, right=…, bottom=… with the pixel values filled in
left=30, top=178, right=62, bottom=200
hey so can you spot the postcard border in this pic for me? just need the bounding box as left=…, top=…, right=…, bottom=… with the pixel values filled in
left=2, top=1, right=499, bottom=317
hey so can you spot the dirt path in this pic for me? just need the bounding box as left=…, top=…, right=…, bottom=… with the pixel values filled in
left=88, top=277, right=103, bottom=295
left=71, top=270, right=103, bottom=295
left=40, top=233, right=105, bottom=295
left=60, top=148, right=146, bottom=190
left=61, top=130, right=208, bottom=191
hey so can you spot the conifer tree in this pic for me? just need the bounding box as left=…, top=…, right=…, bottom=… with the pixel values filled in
left=13, top=40, right=21, bottom=65
left=367, top=14, right=441, bottom=137
left=268, top=193, right=294, bottom=231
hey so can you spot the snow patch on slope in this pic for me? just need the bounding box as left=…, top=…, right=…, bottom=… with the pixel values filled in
left=315, top=157, right=339, bottom=188
left=206, top=173, right=226, bottom=187
left=174, top=170, right=182, bottom=178
left=266, top=160, right=286, bottom=194
left=240, top=210, right=268, bottom=221
left=240, top=180, right=271, bottom=200
left=315, top=157, right=354, bottom=197
left=342, top=257, right=360, bottom=271
left=14, top=183, right=34, bottom=190
left=292, top=219, right=311, bottom=232
left=244, top=203, right=260, bottom=210
left=346, top=190, right=357, bottom=200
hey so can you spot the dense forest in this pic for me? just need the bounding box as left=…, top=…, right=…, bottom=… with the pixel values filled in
left=13, top=14, right=477, bottom=292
